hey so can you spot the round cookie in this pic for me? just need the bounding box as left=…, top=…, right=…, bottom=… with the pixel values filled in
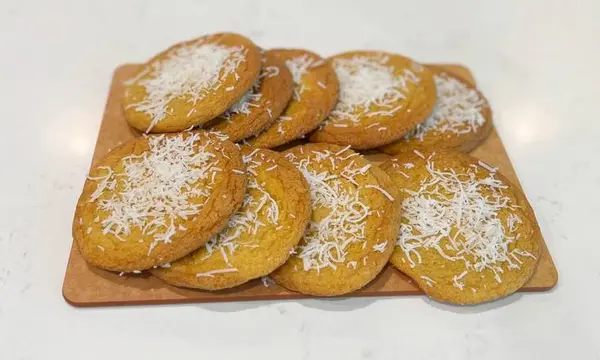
left=203, top=50, right=294, bottom=142
left=151, top=148, right=311, bottom=290
left=122, top=32, right=261, bottom=133
left=246, top=49, right=338, bottom=148
left=380, top=66, right=493, bottom=155
left=380, top=151, right=542, bottom=305
left=309, top=51, right=436, bottom=150
left=270, top=143, right=401, bottom=296
left=72, top=131, right=247, bottom=272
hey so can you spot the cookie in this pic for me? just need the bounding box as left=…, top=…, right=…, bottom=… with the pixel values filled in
left=122, top=32, right=261, bottom=133
left=203, top=49, right=294, bottom=142
left=380, top=66, right=493, bottom=155
left=151, top=147, right=311, bottom=290
left=270, top=143, right=401, bottom=296
left=309, top=51, right=436, bottom=149
left=72, top=131, right=247, bottom=272
left=380, top=151, right=542, bottom=305
left=246, top=49, right=338, bottom=148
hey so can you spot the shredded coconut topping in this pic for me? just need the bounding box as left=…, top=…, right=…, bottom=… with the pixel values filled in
left=261, top=276, right=275, bottom=287
left=398, top=155, right=535, bottom=290
left=125, top=39, right=248, bottom=132
left=218, top=59, right=282, bottom=121
left=201, top=151, right=279, bottom=266
left=365, top=184, right=395, bottom=201
left=262, top=66, right=280, bottom=78
left=196, top=268, right=238, bottom=277
left=421, top=275, right=436, bottom=287
left=286, top=54, right=318, bottom=84
left=286, top=148, right=373, bottom=272
left=285, top=54, right=319, bottom=100
left=88, top=133, right=219, bottom=254
left=328, top=54, right=421, bottom=124
left=372, top=241, right=388, bottom=253
left=404, top=73, right=486, bottom=141
left=220, top=80, right=262, bottom=120
left=276, top=115, right=293, bottom=134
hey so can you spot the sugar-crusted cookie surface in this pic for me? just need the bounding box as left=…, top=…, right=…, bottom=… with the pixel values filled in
left=271, top=143, right=401, bottom=296
left=122, top=33, right=261, bottom=133
left=381, top=66, right=492, bottom=154
left=73, top=131, right=246, bottom=272
left=309, top=51, right=436, bottom=149
left=380, top=151, right=541, bottom=304
left=204, top=50, right=294, bottom=142
left=151, top=147, right=310, bottom=290
left=247, top=49, right=338, bottom=148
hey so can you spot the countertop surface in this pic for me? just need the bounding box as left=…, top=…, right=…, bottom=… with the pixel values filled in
left=1, top=0, right=599, bottom=359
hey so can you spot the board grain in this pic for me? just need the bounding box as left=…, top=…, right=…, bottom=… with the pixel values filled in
left=62, top=63, right=558, bottom=307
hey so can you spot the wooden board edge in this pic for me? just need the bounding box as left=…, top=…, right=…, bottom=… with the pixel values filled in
left=64, top=286, right=556, bottom=308
left=62, top=284, right=84, bottom=307
left=473, top=134, right=559, bottom=291
left=537, top=240, right=559, bottom=289
left=62, top=252, right=82, bottom=307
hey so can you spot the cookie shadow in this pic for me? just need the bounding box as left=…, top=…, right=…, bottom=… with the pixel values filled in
left=190, top=295, right=379, bottom=312
left=298, top=296, right=378, bottom=311
left=192, top=299, right=276, bottom=312
left=184, top=292, right=379, bottom=313
left=169, top=296, right=378, bottom=313
left=167, top=280, right=279, bottom=312
left=424, top=292, right=524, bottom=313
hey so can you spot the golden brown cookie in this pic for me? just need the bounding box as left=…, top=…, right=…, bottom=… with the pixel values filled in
left=380, top=66, right=493, bottom=155
left=122, top=33, right=261, bottom=133
left=72, top=131, right=247, bottom=272
left=270, top=143, right=401, bottom=296
left=246, top=49, right=338, bottom=148
left=151, top=148, right=311, bottom=290
left=203, top=50, right=294, bottom=142
left=380, top=151, right=542, bottom=305
left=309, top=51, right=436, bottom=150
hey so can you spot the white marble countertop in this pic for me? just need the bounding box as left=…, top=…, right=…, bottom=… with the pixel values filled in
left=1, top=0, right=599, bottom=359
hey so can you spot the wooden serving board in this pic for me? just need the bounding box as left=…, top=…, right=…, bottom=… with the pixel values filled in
left=62, top=64, right=558, bottom=307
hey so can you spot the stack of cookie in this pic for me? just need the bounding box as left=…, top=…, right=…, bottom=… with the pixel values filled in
left=73, top=32, right=541, bottom=305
